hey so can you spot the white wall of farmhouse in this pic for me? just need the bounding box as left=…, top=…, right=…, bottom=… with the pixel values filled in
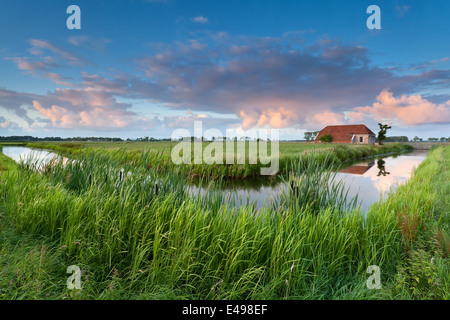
left=352, top=134, right=376, bottom=144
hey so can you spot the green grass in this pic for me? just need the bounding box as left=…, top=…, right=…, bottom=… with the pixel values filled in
left=0, top=142, right=447, bottom=300
left=24, top=141, right=413, bottom=179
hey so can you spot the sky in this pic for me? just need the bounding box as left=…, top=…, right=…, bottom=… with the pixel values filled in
left=1, top=0, right=450, bottom=140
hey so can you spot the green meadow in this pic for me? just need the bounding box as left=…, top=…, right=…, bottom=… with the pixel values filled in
left=0, top=142, right=448, bottom=299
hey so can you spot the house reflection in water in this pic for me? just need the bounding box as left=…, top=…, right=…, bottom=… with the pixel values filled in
left=339, top=161, right=375, bottom=175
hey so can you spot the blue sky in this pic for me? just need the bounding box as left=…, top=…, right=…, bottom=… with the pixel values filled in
left=1, top=0, right=450, bottom=139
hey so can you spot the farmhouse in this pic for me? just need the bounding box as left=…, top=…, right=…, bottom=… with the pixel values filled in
left=315, top=124, right=376, bottom=144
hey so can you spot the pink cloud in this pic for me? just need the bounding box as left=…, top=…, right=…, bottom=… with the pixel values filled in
left=310, top=111, right=345, bottom=127
left=348, top=89, right=450, bottom=126
left=31, top=86, right=137, bottom=129
left=32, top=101, right=78, bottom=128
left=7, top=57, right=57, bottom=72
left=137, top=35, right=448, bottom=130
left=237, top=99, right=303, bottom=129
left=45, top=73, right=73, bottom=86
left=0, top=116, right=18, bottom=129
left=33, top=99, right=135, bottom=129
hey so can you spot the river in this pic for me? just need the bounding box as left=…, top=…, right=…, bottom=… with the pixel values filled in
left=2, top=146, right=428, bottom=212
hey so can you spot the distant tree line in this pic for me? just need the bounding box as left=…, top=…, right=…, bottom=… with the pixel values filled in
left=0, top=136, right=178, bottom=142
left=1, top=135, right=449, bottom=143
left=383, top=136, right=450, bottom=142
left=411, top=136, right=450, bottom=142
left=384, top=136, right=409, bottom=142
left=384, top=136, right=450, bottom=142
left=134, top=137, right=171, bottom=142
left=0, top=136, right=124, bottom=142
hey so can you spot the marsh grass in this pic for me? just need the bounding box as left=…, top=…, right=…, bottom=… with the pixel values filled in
left=26, top=141, right=413, bottom=180
left=0, top=146, right=404, bottom=299
left=277, top=151, right=360, bottom=214
left=0, top=144, right=447, bottom=299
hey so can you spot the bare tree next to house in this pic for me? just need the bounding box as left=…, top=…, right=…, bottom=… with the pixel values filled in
left=377, top=123, right=391, bottom=145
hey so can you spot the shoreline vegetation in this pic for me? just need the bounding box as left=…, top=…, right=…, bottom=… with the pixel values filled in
left=10, top=141, right=413, bottom=180
left=0, top=142, right=448, bottom=299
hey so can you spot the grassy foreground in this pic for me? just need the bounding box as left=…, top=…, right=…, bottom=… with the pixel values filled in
left=0, top=144, right=448, bottom=299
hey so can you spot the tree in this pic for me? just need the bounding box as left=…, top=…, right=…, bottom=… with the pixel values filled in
left=319, top=134, right=332, bottom=143
left=413, top=136, right=420, bottom=142
left=377, top=123, right=391, bottom=145
left=304, top=131, right=319, bottom=141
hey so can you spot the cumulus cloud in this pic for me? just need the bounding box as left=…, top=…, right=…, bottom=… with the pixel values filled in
left=3, top=34, right=450, bottom=135
left=31, top=87, right=138, bottom=129
left=0, top=116, right=18, bottom=129
left=134, top=34, right=450, bottom=129
left=347, top=90, right=450, bottom=126
left=32, top=101, right=78, bottom=128
left=0, top=88, right=36, bottom=125
left=163, top=109, right=239, bottom=130
left=193, top=16, right=209, bottom=24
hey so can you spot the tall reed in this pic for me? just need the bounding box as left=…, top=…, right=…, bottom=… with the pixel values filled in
left=0, top=145, right=412, bottom=299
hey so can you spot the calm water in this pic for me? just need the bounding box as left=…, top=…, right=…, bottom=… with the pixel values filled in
left=2, top=146, right=61, bottom=169
left=189, top=150, right=429, bottom=212
left=333, top=150, right=428, bottom=211
left=2, top=146, right=428, bottom=212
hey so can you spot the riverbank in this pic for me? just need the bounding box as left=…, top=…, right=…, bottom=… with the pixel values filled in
left=388, top=142, right=450, bottom=150
left=22, top=141, right=413, bottom=179
left=0, top=144, right=448, bottom=299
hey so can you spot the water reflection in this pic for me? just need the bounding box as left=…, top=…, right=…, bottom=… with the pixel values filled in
left=339, top=160, right=374, bottom=175
left=1, top=146, right=63, bottom=171
left=328, top=150, right=427, bottom=211
left=190, top=150, right=428, bottom=212
left=2, top=146, right=428, bottom=213
left=376, top=159, right=390, bottom=177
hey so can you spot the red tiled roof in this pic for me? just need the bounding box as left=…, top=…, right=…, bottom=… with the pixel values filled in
left=315, top=124, right=375, bottom=143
